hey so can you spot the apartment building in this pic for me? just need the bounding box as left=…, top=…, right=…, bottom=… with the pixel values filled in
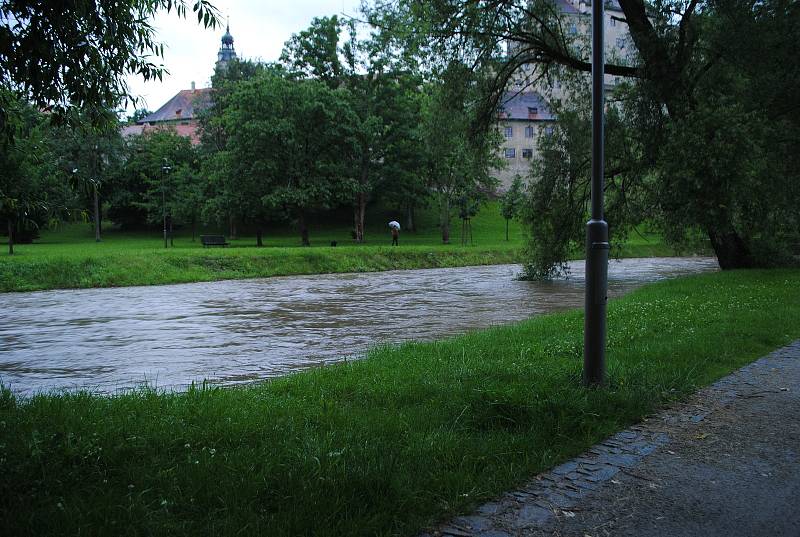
left=494, top=0, right=631, bottom=190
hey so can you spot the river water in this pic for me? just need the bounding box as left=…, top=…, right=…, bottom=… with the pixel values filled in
left=0, top=257, right=717, bottom=394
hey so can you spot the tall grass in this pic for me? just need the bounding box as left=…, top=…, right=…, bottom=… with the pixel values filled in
left=1, top=269, right=797, bottom=535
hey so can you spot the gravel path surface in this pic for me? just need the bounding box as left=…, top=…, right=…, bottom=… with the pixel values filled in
left=425, top=341, right=800, bottom=537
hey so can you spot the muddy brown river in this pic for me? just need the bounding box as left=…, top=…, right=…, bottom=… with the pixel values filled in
left=0, top=257, right=717, bottom=394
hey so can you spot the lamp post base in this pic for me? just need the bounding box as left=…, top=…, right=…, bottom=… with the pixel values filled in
left=584, top=218, right=609, bottom=386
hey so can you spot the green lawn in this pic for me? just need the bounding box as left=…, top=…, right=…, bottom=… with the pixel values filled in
left=0, top=202, right=677, bottom=292
left=1, top=269, right=798, bottom=536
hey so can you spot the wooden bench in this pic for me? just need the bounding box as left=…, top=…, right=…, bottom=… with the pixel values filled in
left=200, top=235, right=229, bottom=248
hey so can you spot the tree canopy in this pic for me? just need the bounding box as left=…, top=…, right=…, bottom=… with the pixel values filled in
left=366, top=0, right=800, bottom=270
left=0, top=0, right=218, bottom=130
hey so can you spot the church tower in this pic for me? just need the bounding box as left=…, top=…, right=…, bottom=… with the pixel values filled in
left=216, top=22, right=237, bottom=72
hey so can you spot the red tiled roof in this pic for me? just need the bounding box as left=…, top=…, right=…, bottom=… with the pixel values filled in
left=137, top=88, right=212, bottom=124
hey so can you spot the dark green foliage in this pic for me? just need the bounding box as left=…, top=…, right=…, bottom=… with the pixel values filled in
left=216, top=72, right=358, bottom=246
left=520, top=80, right=641, bottom=279
left=0, top=97, right=78, bottom=253
left=421, top=63, right=501, bottom=244
left=365, top=0, right=800, bottom=271
left=0, top=0, right=218, bottom=130
left=280, top=16, right=428, bottom=242
left=108, top=130, right=199, bottom=233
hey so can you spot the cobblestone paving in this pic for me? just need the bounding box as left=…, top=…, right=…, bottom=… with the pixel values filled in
left=423, top=341, right=800, bottom=537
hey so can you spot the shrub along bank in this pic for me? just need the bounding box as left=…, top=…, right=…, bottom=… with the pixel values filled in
left=1, top=269, right=798, bottom=536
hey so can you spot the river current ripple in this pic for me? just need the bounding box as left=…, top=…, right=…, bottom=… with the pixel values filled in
left=0, top=257, right=718, bottom=394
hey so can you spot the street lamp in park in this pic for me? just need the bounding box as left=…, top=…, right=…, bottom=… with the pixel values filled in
left=161, top=159, right=171, bottom=249
left=92, top=144, right=102, bottom=243
left=584, top=0, right=610, bottom=386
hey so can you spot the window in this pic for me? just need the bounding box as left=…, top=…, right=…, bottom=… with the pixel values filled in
left=610, top=17, right=616, bottom=27
left=522, top=148, right=533, bottom=159
left=504, top=148, right=516, bottom=158
left=504, top=126, right=513, bottom=138
left=528, top=106, right=538, bottom=116
left=525, top=126, right=535, bottom=138
left=545, top=126, right=555, bottom=136
left=569, top=24, right=578, bottom=35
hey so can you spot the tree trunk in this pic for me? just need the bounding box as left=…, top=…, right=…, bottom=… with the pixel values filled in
left=299, top=210, right=310, bottom=247
left=707, top=226, right=754, bottom=270
left=169, top=216, right=174, bottom=247
left=7, top=219, right=13, bottom=255
left=405, top=203, right=415, bottom=232
left=191, top=215, right=196, bottom=242
left=353, top=204, right=360, bottom=242
left=93, top=184, right=101, bottom=242
left=440, top=197, right=451, bottom=244
left=229, top=215, right=237, bottom=240
left=357, top=192, right=366, bottom=243
left=256, top=227, right=263, bottom=247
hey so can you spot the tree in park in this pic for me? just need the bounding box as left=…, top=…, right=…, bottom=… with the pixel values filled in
left=0, top=0, right=219, bottom=250
left=217, top=72, right=358, bottom=246
left=281, top=16, right=428, bottom=242
left=50, top=121, right=125, bottom=242
left=365, top=0, right=800, bottom=271
left=110, top=130, right=202, bottom=241
left=199, top=59, right=269, bottom=239
left=500, top=175, right=525, bottom=242
left=0, top=97, right=74, bottom=254
left=420, top=64, right=500, bottom=244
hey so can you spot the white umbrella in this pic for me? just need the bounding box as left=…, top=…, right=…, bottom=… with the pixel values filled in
left=388, top=221, right=401, bottom=230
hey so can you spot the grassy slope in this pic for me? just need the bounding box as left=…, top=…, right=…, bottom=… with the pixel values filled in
left=1, top=269, right=798, bottom=536
left=0, top=202, right=676, bottom=292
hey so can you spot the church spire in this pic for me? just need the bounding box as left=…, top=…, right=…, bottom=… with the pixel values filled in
left=216, top=18, right=237, bottom=72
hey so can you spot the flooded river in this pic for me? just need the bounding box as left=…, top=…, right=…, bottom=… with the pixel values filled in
left=0, top=257, right=717, bottom=394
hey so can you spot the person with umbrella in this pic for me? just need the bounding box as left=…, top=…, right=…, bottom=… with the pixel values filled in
left=388, top=221, right=400, bottom=246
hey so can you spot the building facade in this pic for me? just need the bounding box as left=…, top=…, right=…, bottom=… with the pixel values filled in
left=493, top=0, right=630, bottom=190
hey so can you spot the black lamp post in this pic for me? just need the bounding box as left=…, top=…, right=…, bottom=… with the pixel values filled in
left=92, top=144, right=101, bottom=243
left=161, top=159, right=171, bottom=249
left=584, top=0, right=610, bottom=386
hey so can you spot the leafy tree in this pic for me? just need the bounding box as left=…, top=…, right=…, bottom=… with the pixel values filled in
left=0, top=0, right=218, bottom=132
left=365, top=0, right=800, bottom=269
left=421, top=65, right=500, bottom=244
left=50, top=122, right=125, bottom=241
left=280, top=15, right=351, bottom=88
left=281, top=17, right=426, bottom=242
left=519, top=71, right=642, bottom=279
left=218, top=73, right=358, bottom=246
left=375, top=83, right=428, bottom=232
left=199, top=59, right=272, bottom=238
left=110, top=130, right=197, bottom=240
left=0, top=97, right=73, bottom=253
left=0, top=0, right=218, bottom=250
left=500, top=175, right=525, bottom=241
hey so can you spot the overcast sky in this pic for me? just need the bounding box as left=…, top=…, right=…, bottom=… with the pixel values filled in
left=126, top=0, right=364, bottom=115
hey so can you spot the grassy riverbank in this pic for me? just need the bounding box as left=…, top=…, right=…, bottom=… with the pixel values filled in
left=0, top=202, right=678, bottom=292
left=2, top=269, right=798, bottom=535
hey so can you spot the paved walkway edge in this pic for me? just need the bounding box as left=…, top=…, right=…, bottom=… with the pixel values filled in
left=423, top=340, right=800, bottom=537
